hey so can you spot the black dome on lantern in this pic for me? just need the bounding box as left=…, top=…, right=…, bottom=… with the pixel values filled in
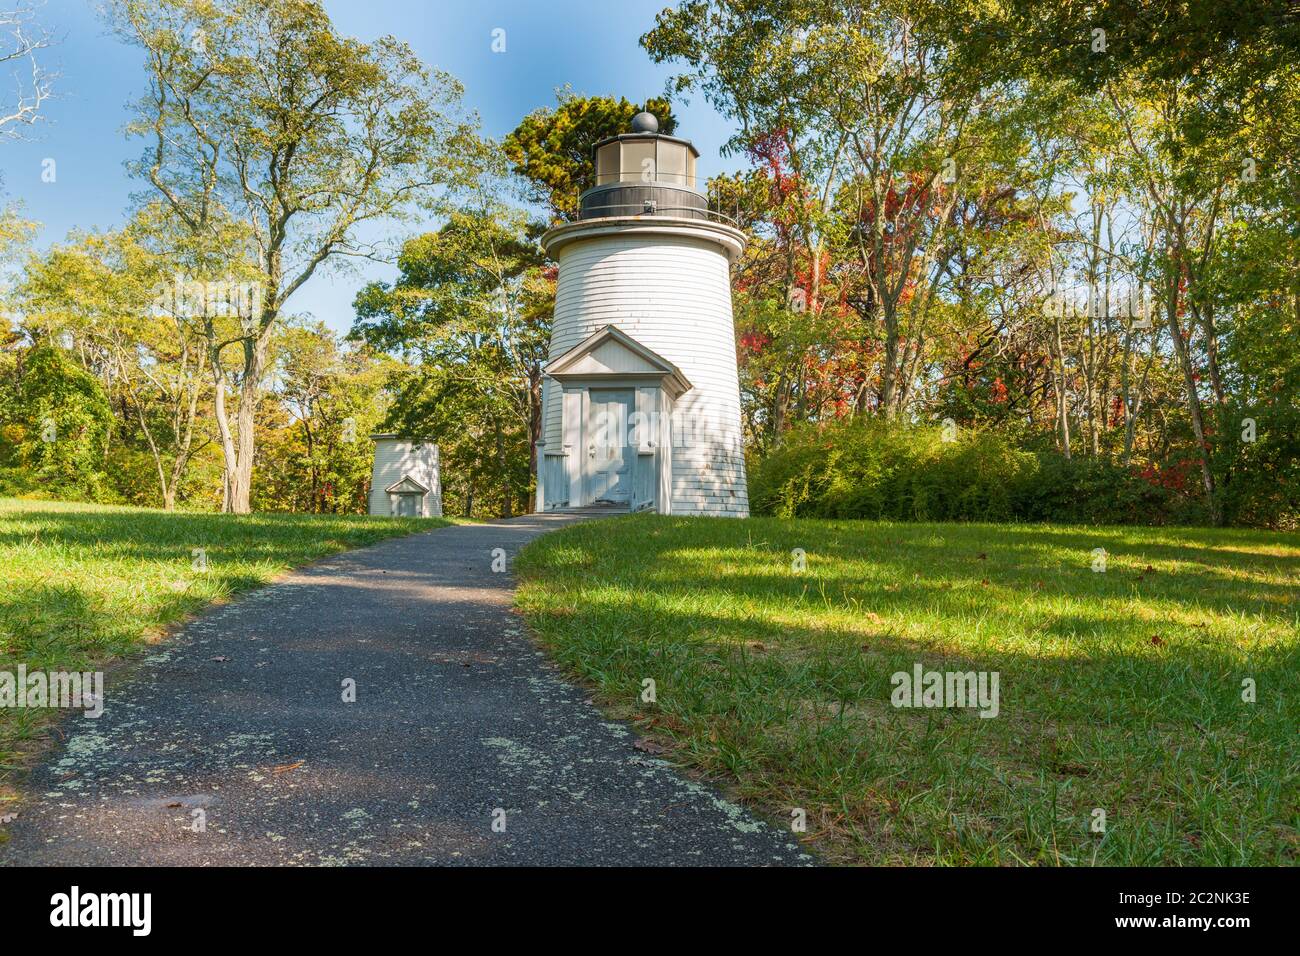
left=630, top=111, right=660, bottom=134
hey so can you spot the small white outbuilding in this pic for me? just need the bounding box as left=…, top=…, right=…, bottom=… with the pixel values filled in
left=368, top=434, right=442, bottom=518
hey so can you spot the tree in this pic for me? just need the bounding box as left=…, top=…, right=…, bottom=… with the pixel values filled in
left=644, top=0, right=1031, bottom=421
left=352, top=207, right=551, bottom=517
left=956, top=1, right=1300, bottom=524
left=0, top=343, right=113, bottom=499
left=0, top=2, right=52, bottom=138
left=17, top=218, right=212, bottom=509
left=111, top=0, right=482, bottom=513
left=504, top=91, right=677, bottom=221
left=644, top=0, right=857, bottom=373
left=255, top=325, right=395, bottom=513
left=0, top=203, right=37, bottom=299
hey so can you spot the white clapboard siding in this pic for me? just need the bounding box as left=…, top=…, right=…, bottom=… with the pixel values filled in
left=543, top=226, right=749, bottom=517
left=368, top=438, right=443, bottom=517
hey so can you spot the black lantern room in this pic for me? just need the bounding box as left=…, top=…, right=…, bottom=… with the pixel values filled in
left=579, top=112, right=710, bottom=222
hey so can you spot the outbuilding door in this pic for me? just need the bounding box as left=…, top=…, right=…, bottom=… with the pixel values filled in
left=585, top=388, right=633, bottom=504
left=395, top=493, right=421, bottom=517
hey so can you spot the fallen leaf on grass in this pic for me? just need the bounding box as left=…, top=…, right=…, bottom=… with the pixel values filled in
left=1053, top=763, right=1092, bottom=777
left=1150, top=635, right=1166, bottom=647
left=639, top=713, right=688, bottom=734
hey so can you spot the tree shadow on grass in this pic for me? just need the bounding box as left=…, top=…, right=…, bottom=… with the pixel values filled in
left=517, top=515, right=1300, bottom=864
left=576, top=515, right=1300, bottom=634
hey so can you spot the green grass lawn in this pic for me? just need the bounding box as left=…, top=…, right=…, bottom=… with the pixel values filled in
left=0, top=498, right=444, bottom=802
left=516, top=515, right=1300, bottom=866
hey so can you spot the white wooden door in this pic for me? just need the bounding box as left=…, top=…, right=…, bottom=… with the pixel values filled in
left=585, top=389, right=633, bottom=504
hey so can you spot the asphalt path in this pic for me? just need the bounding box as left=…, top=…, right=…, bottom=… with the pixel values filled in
left=1, top=515, right=811, bottom=866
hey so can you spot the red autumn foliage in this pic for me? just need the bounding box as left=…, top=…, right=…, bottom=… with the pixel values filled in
left=1137, top=458, right=1193, bottom=491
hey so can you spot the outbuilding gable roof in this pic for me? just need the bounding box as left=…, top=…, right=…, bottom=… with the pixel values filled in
left=385, top=474, right=430, bottom=495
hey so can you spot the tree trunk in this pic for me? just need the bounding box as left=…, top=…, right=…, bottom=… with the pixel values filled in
left=220, top=319, right=275, bottom=515
left=209, top=346, right=239, bottom=514
left=1052, top=312, right=1071, bottom=459
left=494, top=419, right=512, bottom=519
left=226, top=336, right=261, bottom=514
left=302, top=418, right=318, bottom=512
left=1164, top=275, right=1219, bottom=524
left=879, top=303, right=900, bottom=419
left=771, top=375, right=786, bottom=441
left=167, top=349, right=204, bottom=510
left=1121, top=326, right=1135, bottom=464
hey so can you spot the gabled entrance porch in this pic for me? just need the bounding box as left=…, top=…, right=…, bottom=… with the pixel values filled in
left=535, top=325, right=692, bottom=515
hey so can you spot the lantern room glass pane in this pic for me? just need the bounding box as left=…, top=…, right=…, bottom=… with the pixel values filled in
left=658, top=141, right=688, bottom=186
left=621, top=140, right=655, bottom=183
left=596, top=142, right=620, bottom=185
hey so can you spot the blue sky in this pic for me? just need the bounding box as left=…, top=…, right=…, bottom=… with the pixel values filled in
left=0, top=0, right=738, bottom=333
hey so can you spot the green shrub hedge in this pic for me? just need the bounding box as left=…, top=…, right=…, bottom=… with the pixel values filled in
left=748, top=419, right=1193, bottom=525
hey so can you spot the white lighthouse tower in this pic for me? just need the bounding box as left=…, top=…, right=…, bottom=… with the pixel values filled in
left=535, top=113, right=749, bottom=517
